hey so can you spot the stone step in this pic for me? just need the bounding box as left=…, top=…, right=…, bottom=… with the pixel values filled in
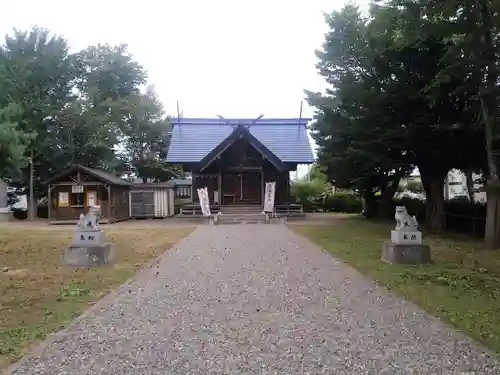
left=221, top=206, right=262, bottom=214
left=216, top=212, right=268, bottom=224
left=217, top=218, right=269, bottom=224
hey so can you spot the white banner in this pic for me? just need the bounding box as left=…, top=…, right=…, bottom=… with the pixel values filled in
left=263, top=181, right=276, bottom=213
left=197, top=187, right=211, bottom=216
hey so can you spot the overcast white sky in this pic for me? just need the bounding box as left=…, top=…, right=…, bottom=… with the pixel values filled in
left=2, top=0, right=370, bottom=178
left=1, top=0, right=370, bottom=118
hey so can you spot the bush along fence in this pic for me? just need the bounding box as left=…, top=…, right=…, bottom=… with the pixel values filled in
left=292, top=191, right=363, bottom=214
left=292, top=189, right=486, bottom=237
left=374, top=197, right=486, bottom=237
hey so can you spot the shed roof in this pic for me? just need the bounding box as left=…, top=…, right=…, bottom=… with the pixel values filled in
left=45, top=165, right=132, bottom=186
left=131, top=181, right=175, bottom=189
left=166, top=118, right=315, bottom=164
left=172, top=178, right=192, bottom=186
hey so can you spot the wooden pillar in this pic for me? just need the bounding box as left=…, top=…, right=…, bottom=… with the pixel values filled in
left=261, top=168, right=265, bottom=206
left=191, top=171, right=196, bottom=203
left=218, top=172, right=222, bottom=205
left=106, top=184, right=111, bottom=218
left=286, top=172, right=290, bottom=203
left=48, top=184, right=52, bottom=221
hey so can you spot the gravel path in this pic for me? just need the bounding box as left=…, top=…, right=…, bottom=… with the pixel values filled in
left=7, top=225, right=500, bottom=375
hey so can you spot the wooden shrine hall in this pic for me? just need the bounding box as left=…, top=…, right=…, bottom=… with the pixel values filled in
left=166, top=117, right=315, bottom=214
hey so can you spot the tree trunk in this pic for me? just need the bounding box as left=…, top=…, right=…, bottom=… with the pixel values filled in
left=477, top=0, right=500, bottom=247
left=379, top=175, right=403, bottom=219
left=465, top=169, right=474, bottom=201
left=362, top=191, right=377, bottom=218
left=425, top=178, right=446, bottom=234
left=485, top=181, right=500, bottom=248
left=444, top=172, right=449, bottom=200
left=28, top=150, right=36, bottom=221
left=420, top=169, right=446, bottom=234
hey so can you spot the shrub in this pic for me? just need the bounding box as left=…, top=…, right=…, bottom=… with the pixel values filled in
left=372, top=197, right=486, bottom=237
left=290, top=180, right=328, bottom=212
left=11, top=208, right=27, bottom=220
left=325, top=192, right=362, bottom=213
left=37, top=204, right=49, bottom=219
left=9, top=205, right=49, bottom=220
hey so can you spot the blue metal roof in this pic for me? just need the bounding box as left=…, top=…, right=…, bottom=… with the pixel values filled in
left=166, top=118, right=315, bottom=164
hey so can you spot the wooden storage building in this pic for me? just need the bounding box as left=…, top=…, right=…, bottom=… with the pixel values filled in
left=129, top=182, right=175, bottom=218
left=45, top=164, right=132, bottom=224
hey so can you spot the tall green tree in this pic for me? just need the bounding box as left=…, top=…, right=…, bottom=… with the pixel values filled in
left=0, top=27, right=76, bottom=218
left=120, top=86, right=181, bottom=182
left=0, top=104, right=33, bottom=176
left=307, top=4, right=412, bottom=218
left=308, top=2, right=486, bottom=232
left=428, top=0, right=500, bottom=246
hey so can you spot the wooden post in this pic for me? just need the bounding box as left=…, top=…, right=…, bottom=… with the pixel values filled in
left=285, top=172, right=290, bottom=203
left=261, top=168, right=265, bottom=207
left=218, top=172, right=222, bottom=205
left=48, top=185, right=52, bottom=222
left=191, top=171, right=196, bottom=203
left=106, top=184, right=111, bottom=219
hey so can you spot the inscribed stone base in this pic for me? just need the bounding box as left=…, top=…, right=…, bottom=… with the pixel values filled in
left=0, top=207, right=9, bottom=222
left=72, top=229, right=105, bottom=246
left=391, top=230, right=422, bottom=245
left=382, top=242, right=431, bottom=264
left=65, top=243, right=114, bottom=267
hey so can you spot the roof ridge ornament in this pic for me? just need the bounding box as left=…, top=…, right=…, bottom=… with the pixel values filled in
left=216, top=114, right=265, bottom=130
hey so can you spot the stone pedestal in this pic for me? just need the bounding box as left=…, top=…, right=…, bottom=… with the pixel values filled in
left=65, top=243, right=114, bottom=267
left=66, top=207, right=115, bottom=267
left=0, top=207, right=9, bottom=222
left=391, top=230, right=422, bottom=245
left=72, top=229, right=106, bottom=246
left=382, top=242, right=431, bottom=264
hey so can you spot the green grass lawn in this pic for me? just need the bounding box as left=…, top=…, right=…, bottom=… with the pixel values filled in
left=292, top=217, right=500, bottom=356
left=0, top=226, right=193, bottom=369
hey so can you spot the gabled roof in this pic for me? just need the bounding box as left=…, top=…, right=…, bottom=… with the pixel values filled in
left=166, top=118, right=315, bottom=164
left=45, top=165, right=132, bottom=186
left=198, top=123, right=286, bottom=172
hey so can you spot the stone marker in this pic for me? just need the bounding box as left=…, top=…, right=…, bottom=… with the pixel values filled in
left=0, top=181, right=9, bottom=222
left=65, top=206, right=114, bottom=267
left=382, top=205, right=431, bottom=264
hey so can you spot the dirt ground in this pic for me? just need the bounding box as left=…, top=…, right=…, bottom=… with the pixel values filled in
left=0, top=219, right=198, bottom=231
left=0, top=213, right=350, bottom=230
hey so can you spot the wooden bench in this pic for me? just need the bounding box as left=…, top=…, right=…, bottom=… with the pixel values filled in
left=178, top=204, right=220, bottom=216
left=274, top=204, right=303, bottom=215
left=263, top=204, right=305, bottom=221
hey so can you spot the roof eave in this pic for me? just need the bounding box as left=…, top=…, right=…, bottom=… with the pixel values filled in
left=197, top=124, right=286, bottom=172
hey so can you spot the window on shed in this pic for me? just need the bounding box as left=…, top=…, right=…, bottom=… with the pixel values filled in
left=70, top=192, right=85, bottom=206
left=176, top=186, right=191, bottom=198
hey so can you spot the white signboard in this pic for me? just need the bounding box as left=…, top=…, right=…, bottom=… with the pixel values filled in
left=72, top=185, right=84, bottom=193
left=263, top=181, right=276, bottom=213
left=197, top=187, right=211, bottom=216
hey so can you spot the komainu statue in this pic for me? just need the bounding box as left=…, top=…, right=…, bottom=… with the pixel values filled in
left=394, top=206, right=418, bottom=231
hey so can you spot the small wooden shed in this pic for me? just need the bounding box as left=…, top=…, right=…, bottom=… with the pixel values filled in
left=45, top=164, right=132, bottom=224
left=129, top=182, right=175, bottom=218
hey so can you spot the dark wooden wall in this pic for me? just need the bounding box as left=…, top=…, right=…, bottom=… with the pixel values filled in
left=111, top=185, right=130, bottom=220
left=50, top=185, right=111, bottom=221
